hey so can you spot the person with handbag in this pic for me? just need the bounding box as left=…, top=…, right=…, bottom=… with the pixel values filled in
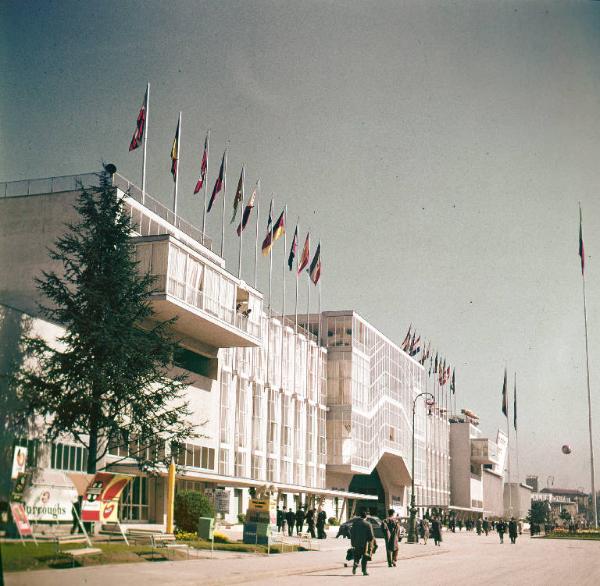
left=350, top=510, right=375, bottom=576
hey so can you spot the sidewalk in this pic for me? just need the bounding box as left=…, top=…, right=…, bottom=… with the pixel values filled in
left=5, top=538, right=447, bottom=586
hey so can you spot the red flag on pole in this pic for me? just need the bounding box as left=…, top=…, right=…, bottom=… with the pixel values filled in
left=129, top=88, right=147, bottom=151
left=288, top=225, right=298, bottom=270
left=297, top=233, right=310, bottom=275
left=309, top=243, right=321, bottom=285
left=194, top=133, right=208, bottom=194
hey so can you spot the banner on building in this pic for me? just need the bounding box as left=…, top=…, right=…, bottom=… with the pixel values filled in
left=11, top=446, right=28, bottom=479
left=10, top=502, right=33, bottom=538
left=81, top=472, right=132, bottom=523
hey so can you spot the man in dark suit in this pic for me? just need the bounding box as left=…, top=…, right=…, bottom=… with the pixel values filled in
left=381, top=508, right=400, bottom=567
left=286, top=507, right=296, bottom=536
left=295, top=507, right=306, bottom=535
left=350, top=510, right=375, bottom=576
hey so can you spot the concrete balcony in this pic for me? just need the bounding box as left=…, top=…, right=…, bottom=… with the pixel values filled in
left=134, top=234, right=263, bottom=353
left=471, top=438, right=498, bottom=465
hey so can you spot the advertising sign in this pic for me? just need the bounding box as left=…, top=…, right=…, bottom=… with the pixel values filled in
left=24, top=484, right=75, bottom=522
left=10, top=502, right=33, bottom=538
left=214, top=489, right=230, bottom=514
left=11, top=446, right=28, bottom=480
left=81, top=473, right=132, bottom=523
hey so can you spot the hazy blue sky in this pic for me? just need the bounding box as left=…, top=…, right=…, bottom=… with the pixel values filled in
left=3, top=0, right=600, bottom=490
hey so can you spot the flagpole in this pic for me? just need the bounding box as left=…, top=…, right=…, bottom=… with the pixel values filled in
left=514, top=372, right=520, bottom=486
left=238, top=165, right=245, bottom=280
left=506, top=373, right=512, bottom=518
left=173, top=111, right=181, bottom=215
left=202, top=130, right=210, bottom=246
left=280, top=205, right=288, bottom=390
left=267, top=198, right=274, bottom=386
left=220, top=149, right=228, bottom=258
left=294, top=221, right=301, bottom=335
left=141, top=82, right=149, bottom=203
left=254, top=190, right=260, bottom=289
left=580, top=203, right=598, bottom=527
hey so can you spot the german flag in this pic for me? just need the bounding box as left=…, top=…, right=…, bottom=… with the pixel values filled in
left=262, top=209, right=285, bottom=256
left=170, top=118, right=180, bottom=181
left=297, top=233, right=310, bottom=275
left=230, top=167, right=244, bottom=224
left=129, top=87, right=147, bottom=151
left=309, top=243, right=321, bottom=285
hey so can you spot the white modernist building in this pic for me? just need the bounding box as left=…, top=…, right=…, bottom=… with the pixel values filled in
left=1, top=170, right=449, bottom=526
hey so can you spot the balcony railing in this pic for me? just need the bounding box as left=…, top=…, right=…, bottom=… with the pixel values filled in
left=135, top=234, right=263, bottom=349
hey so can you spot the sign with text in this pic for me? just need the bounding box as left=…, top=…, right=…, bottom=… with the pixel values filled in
left=81, top=473, right=132, bottom=523
left=10, top=502, right=33, bottom=538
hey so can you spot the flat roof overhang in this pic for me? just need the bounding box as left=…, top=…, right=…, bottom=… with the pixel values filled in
left=106, top=460, right=377, bottom=501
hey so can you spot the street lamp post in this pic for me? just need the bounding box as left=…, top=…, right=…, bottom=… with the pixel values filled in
left=407, top=391, right=435, bottom=544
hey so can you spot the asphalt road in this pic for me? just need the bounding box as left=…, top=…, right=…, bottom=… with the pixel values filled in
left=5, top=531, right=600, bottom=586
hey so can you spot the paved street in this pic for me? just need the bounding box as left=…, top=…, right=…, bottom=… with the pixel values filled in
left=5, top=531, right=600, bottom=586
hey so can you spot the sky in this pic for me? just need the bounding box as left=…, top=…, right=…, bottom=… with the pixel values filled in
left=2, top=0, right=600, bottom=491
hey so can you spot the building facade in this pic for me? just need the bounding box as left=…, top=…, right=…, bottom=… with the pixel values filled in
left=1, top=171, right=449, bottom=526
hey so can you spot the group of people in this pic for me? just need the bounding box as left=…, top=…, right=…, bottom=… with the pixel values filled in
left=347, top=509, right=443, bottom=576
left=276, top=506, right=328, bottom=539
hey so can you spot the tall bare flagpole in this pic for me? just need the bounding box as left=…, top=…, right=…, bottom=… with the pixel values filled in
left=580, top=203, right=598, bottom=527
left=280, top=205, right=287, bottom=390
left=141, top=82, right=149, bottom=202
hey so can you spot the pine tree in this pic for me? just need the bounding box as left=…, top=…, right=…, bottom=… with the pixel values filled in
left=15, top=172, right=194, bottom=474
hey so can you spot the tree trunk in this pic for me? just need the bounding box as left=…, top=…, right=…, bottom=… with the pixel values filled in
left=87, top=404, right=100, bottom=474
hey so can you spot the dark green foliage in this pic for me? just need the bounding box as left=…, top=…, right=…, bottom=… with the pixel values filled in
left=14, top=172, right=194, bottom=473
left=174, top=490, right=214, bottom=532
left=527, top=500, right=551, bottom=525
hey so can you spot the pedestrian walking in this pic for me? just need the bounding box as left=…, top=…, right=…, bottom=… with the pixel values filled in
left=382, top=508, right=400, bottom=567
left=508, top=517, right=518, bottom=544
left=276, top=507, right=284, bottom=533
left=295, top=507, right=305, bottom=535
left=316, top=506, right=327, bottom=539
left=70, top=496, right=83, bottom=534
left=350, top=509, right=375, bottom=576
left=286, top=507, right=295, bottom=537
left=306, top=508, right=316, bottom=538
left=476, top=518, right=482, bottom=536
left=482, top=518, right=490, bottom=536
left=497, top=519, right=507, bottom=544
left=431, top=516, right=442, bottom=546
left=421, top=518, right=430, bottom=544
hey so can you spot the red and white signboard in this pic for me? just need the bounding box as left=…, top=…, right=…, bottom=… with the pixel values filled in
left=81, top=472, right=131, bottom=523
left=10, top=502, right=33, bottom=538
left=11, top=446, right=28, bottom=480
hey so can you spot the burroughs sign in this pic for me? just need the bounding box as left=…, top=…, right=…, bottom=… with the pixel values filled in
left=81, top=473, right=131, bottom=523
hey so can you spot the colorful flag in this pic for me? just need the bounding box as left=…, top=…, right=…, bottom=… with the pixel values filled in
left=271, top=210, right=285, bottom=242
left=288, top=225, right=298, bottom=270
left=297, top=233, right=310, bottom=275
left=230, top=167, right=244, bottom=223
left=513, top=375, right=517, bottom=430
left=261, top=200, right=274, bottom=255
left=501, top=369, right=508, bottom=417
left=170, top=118, right=180, bottom=181
left=434, top=353, right=438, bottom=374
left=129, top=87, right=147, bottom=151
left=450, top=369, right=456, bottom=395
left=237, top=183, right=257, bottom=236
left=207, top=151, right=225, bottom=212
left=401, top=326, right=412, bottom=351
left=309, top=242, right=321, bottom=285
left=193, top=133, right=208, bottom=194
left=579, top=207, right=585, bottom=275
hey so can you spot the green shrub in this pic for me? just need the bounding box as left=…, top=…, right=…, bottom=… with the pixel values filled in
left=237, top=514, right=246, bottom=524
left=174, top=490, right=214, bottom=532
left=213, top=531, right=230, bottom=543
left=328, top=517, right=340, bottom=526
